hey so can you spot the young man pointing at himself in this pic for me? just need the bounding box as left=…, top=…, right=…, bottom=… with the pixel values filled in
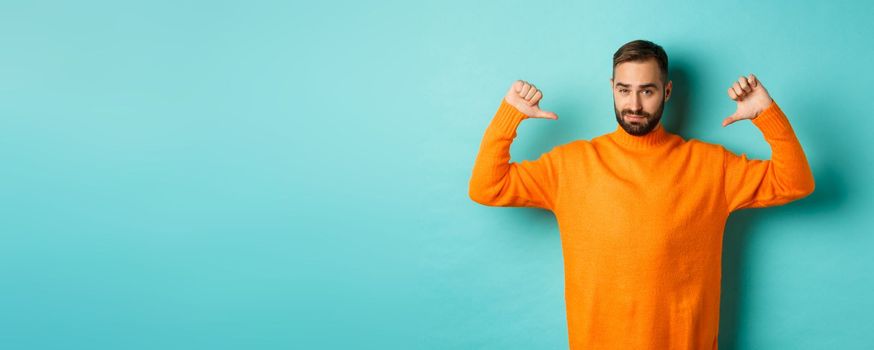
left=468, top=40, right=815, bottom=349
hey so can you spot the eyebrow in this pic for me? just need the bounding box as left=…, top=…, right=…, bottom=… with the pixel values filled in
left=615, top=82, right=658, bottom=89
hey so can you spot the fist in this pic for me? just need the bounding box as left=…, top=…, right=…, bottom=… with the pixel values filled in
left=722, top=73, right=774, bottom=127
left=504, top=80, right=558, bottom=120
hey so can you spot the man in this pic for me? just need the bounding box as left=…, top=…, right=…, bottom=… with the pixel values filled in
left=468, top=40, right=815, bottom=350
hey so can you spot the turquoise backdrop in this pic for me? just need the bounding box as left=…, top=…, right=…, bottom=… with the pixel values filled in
left=1, top=0, right=871, bottom=349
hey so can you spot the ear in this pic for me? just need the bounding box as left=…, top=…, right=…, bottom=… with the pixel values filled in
left=664, top=80, right=672, bottom=102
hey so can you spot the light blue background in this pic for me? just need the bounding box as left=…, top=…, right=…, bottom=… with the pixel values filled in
left=1, top=0, right=871, bottom=349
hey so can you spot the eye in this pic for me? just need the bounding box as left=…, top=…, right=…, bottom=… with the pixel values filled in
left=642, top=90, right=652, bottom=95
left=619, top=89, right=629, bottom=94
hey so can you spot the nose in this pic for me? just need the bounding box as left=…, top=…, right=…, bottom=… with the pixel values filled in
left=630, top=93, right=642, bottom=111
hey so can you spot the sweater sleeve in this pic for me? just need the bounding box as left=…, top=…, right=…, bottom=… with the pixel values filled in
left=722, top=100, right=816, bottom=213
left=468, top=99, right=562, bottom=211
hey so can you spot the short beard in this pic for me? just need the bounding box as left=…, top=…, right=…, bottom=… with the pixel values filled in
left=614, top=98, right=665, bottom=136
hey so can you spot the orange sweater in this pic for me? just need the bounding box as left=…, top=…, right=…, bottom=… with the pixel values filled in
left=469, top=98, right=815, bottom=349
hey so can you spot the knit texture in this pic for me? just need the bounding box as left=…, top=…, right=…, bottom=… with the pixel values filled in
left=469, top=98, right=815, bottom=350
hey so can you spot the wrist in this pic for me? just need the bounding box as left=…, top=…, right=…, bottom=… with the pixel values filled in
left=502, top=98, right=529, bottom=119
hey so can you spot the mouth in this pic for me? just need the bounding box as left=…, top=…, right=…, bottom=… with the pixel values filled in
left=625, top=114, right=646, bottom=120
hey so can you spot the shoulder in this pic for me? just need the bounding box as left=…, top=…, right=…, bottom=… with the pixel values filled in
left=556, top=139, right=595, bottom=154
left=681, top=137, right=729, bottom=153
left=538, top=139, right=593, bottom=162
left=678, top=138, right=732, bottom=163
left=590, top=133, right=612, bottom=145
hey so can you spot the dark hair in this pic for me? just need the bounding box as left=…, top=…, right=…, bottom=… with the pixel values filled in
left=612, top=40, right=669, bottom=84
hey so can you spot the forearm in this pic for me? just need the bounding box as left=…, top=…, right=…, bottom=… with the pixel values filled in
left=751, top=100, right=816, bottom=197
left=468, top=99, right=528, bottom=205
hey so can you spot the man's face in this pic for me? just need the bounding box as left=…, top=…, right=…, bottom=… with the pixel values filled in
left=611, top=59, right=672, bottom=136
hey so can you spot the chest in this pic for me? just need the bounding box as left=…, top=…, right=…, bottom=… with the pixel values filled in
left=555, top=149, right=727, bottom=240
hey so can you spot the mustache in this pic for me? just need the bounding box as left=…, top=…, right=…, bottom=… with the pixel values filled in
left=622, top=109, right=651, bottom=117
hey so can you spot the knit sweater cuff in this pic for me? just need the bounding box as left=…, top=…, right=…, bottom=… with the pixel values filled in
left=489, top=99, right=528, bottom=137
left=751, top=100, right=793, bottom=137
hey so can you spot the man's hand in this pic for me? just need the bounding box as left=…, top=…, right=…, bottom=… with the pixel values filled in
left=722, top=73, right=774, bottom=127
left=505, top=80, right=559, bottom=120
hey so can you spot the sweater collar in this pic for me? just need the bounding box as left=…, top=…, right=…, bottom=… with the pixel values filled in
left=608, top=122, right=671, bottom=149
